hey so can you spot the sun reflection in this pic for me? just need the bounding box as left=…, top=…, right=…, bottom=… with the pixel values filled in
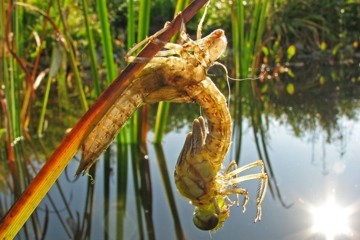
left=310, top=196, right=352, bottom=240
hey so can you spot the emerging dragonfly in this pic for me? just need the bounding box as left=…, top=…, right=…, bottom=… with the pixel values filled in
left=175, top=116, right=268, bottom=230
left=75, top=1, right=268, bottom=231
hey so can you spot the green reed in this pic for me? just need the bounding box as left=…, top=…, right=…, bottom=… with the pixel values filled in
left=153, top=0, right=189, bottom=144
left=14, top=2, right=24, bottom=138
left=232, top=0, right=269, bottom=90
left=1, top=2, right=22, bottom=144
left=97, top=0, right=117, bottom=85
left=0, top=1, right=46, bottom=176
left=231, top=0, right=269, bottom=161
left=38, top=43, right=64, bottom=135
left=127, top=0, right=135, bottom=50
left=56, top=0, right=88, bottom=111
left=95, top=0, right=133, bottom=143
left=125, top=0, right=135, bottom=144
left=81, top=0, right=100, bottom=96
left=127, top=0, right=152, bottom=144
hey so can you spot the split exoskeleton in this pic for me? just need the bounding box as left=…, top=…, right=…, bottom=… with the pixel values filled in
left=76, top=2, right=268, bottom=231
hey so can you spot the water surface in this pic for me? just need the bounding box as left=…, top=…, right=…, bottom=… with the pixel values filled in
left=1, top=63, right=360, bottom=240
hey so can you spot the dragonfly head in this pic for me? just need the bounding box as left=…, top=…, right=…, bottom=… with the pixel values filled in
left=193, top=208, right=219, bottom=230
left=192, top=196, right=229, bottom=231
left=206, top=29, right=227, bottom=64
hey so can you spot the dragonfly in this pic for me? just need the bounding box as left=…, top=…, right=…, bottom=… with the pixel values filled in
left=75, top=2, right=268, bottom=231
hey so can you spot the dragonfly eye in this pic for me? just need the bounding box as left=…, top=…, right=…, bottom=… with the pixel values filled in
left=193, top=209, right=219, bottom=231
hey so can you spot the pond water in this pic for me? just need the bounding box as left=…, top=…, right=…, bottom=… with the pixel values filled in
left=1, top=63, right=360, bottom=240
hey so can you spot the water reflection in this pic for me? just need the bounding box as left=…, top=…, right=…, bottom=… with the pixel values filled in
left=0, top=63, right=359, bottom=239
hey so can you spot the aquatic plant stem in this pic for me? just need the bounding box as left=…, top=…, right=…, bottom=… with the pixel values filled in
left=119, top=0, right=135, bottom=144
left=37, top=74, right=52, bottom=136
left=97, top=0, right=117, bottom=84
left=0, top=1, right=209, bottom=238
left=4, top=2, right=23, bottom=141
left=231, top=0, right=269, bottom=162
left=153, top=0, right=187, bottom=143
left=56, top=0, right=88, bottom=111
left=81, top=0, right=101, bottom=96
left=153, top=102, right=170, bottom=143
left=129, top=0, right=151, bottom=144
left=127, top=0, right=135, bottom=49
left=97, top=0, right=128, bottom=144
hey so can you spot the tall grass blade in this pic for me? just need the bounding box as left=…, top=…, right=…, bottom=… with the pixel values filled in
left=231, top=0, right=269, bottom=162
left=153, top=102, right=170, bottom=143
left=153, top=0, right=188, bottom=144
left=128, top=0, right=151, bottom=144
left=37, top=44, right=63, bottom=136
left=127, top=0, right=135, bottom=50
left=4, top=3, right=22, bottom=141
left=137, top=0, right=151, bottom=42
left=13, top=3, right=25, bottom=138
left=97, top=0, right=117, bottom=84
left=56, top=0, right=88, bottom=111
left=97, top=0, right=130, bottom=143
left=81, top=0, right=101, bottom=96
left=37, top=74, right=52, bottom=136
left=230, top=2, right=243, bottom=162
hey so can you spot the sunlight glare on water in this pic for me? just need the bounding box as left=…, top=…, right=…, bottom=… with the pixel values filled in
left=310, top=194, right=353, bottom=240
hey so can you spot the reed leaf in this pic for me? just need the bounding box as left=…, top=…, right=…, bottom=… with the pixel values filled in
left=231, top=0, right=270, bottom=162
left=231, top=0, right=270, bottom=95
left=127, top=0, right=135, bottom=49
left=13, top=3, right=25, bottom=138
left=137, top=0, right=151, bottom=42
left=153, top=102, right=170, bottom=143
left=37, top=44, right=63, bottom=136
left=128, top=0, right=152, bottom=144
left=56, top=0, right=88, bottom=111
left=153, top=0, right=188, bottom=144
left=81, top=0, right=101, bottom=96
left=97, top=0, right=117, bottom=84
left=4, top=3, right=23, bottom=141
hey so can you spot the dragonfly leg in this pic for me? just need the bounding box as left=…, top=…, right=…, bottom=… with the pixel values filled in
left=221, top=188, right=249, bottom=213
left=221, top=160, right=268, bottom=222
